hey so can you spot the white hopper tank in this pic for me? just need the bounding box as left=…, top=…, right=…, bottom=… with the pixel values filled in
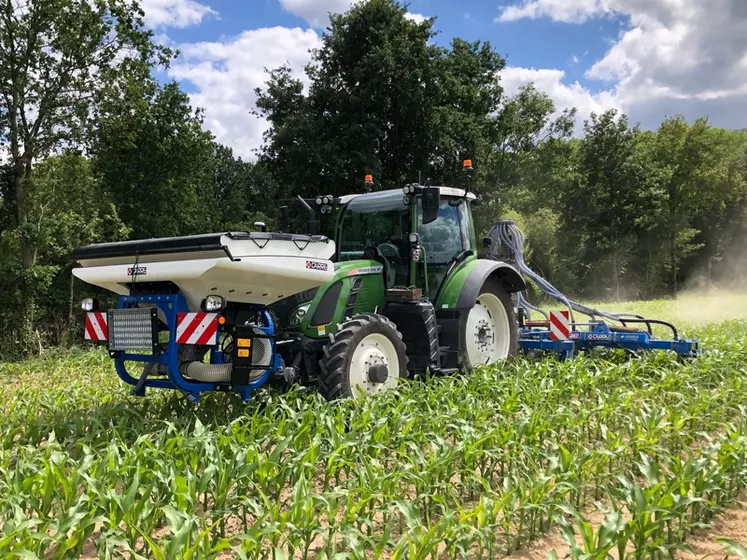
left=72, top=231, right=336, bottom=310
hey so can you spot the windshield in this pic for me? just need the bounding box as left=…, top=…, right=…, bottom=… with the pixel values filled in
left=418, top=198, right=474, bottom=299
left=418, top=199, right=474, bottom=264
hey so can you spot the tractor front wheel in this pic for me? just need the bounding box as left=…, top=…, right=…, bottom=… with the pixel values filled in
left=318, top=313, right=408, bottom=400
left=460, top=280, right=518, bottom=370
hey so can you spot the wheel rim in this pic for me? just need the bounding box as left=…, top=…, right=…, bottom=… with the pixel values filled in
left=465, top=293, right=511, bottom=366
left=348, top=333, right=401, bottom=397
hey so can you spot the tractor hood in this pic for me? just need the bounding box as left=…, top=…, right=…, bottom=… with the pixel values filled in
left=72, top=231, right=336, bottom=310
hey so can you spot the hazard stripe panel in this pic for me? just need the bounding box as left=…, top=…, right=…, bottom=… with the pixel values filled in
left=549, top=310, right=571, bottom=341
left=176, top=313, right=219, bottom=345
left=85, top=312, right=108, bottom=341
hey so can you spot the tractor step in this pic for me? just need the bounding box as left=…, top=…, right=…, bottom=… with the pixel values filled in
left=382, top=300, right=440, bottom=373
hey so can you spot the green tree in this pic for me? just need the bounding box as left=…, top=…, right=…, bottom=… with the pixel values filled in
left=0, top=153, right=126, bottom=356
left=255, top=0, right=505, bottom=201
left=0, top=0, right=169, bottom=353
left=649, top=116, right=746, bottom=293
left=0, top=0, right=170, bottom=266
left=210, top=143, right=275, bottom=231
left=92, top=75, right=216, bottom=239
left=476, top=84, right=576, bottom=237
left=563, top=109, right=650, bottom=300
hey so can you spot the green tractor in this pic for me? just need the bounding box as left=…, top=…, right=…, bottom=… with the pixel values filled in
left=270, top=169, right=525, bottom=400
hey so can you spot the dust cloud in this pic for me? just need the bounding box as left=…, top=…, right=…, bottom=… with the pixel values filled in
left=669, top=290, right=747, bottom=326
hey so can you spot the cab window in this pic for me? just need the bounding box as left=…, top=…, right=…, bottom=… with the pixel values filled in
left=337, top=191, right=410, bottom=263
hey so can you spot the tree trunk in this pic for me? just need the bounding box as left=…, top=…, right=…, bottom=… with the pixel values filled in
left=14, top=159, right=35, bottom=267
left=67, top=271, right=75, bottom=346
left=643, top=231, right=652, bottom=300
left=612, top=246, right=620, bottom=302
left=670, top=230, right=677, bottom=296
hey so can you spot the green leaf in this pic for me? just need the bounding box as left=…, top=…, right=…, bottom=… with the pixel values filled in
left=716, top=538, right=747, bottom=559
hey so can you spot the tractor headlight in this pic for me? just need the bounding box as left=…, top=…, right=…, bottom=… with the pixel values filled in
left=80, top=297, right=98, bottom=311
left=203, top=295, right=226, bottom=312
left=288, top=303, right=310, bottom=327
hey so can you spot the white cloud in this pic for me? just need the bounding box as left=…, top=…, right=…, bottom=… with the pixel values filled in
left=168, top=27, right=321, bottom=160
left=278, top=0, right=355, bottom=27
left=500, top=66, right=619, bottom=133
left=497, top=0, right=609, bottom=23
left=141, top=0, right=216, bottom=28
left=404, top=12, right=428, bottom=23
left=496, top=0, right=747, bottom=130
left=278, top=1, right=428, bottom=27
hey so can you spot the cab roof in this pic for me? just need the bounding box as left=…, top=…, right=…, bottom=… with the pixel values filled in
left=338, top=186, right=477, bottom=205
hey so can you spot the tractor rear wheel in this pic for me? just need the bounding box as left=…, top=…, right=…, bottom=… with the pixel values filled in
left=318, top=313, right=408, bottom=400
left=459, top=280, right=518, bottom=370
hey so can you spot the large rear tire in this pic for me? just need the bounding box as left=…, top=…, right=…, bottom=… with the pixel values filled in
left=459, top=279, right=519, bottom=370
left=318, top=313, right=409, bottom=400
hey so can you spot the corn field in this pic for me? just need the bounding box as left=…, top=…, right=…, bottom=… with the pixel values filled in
left=2, top=311, right=747, bottom=558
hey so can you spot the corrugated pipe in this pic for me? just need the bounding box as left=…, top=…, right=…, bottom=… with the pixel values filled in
left=180, top=361, right=232, bottom=383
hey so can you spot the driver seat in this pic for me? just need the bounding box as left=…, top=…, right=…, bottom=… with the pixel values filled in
left=363, top=246, right=396, bottom=289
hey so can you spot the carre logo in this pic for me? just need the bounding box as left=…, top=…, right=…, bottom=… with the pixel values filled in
left=306, top=260, right=328, bottom=271
left=588, top=334, right=611, bottom=341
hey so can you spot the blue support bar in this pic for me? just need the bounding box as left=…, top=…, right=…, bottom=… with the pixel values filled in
left=110, top=293, right=279, bottom=403
left=519, top=320, right=699, bottom=360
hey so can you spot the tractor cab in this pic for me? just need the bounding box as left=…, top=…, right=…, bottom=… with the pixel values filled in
left=335, top=186, right=478, bottom=300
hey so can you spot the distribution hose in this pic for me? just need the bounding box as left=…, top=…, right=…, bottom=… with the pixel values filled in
left=494, top=221, right=629, bottom=326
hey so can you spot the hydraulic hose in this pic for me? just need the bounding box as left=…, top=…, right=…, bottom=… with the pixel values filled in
left=496, top=221, right=630, bottom=327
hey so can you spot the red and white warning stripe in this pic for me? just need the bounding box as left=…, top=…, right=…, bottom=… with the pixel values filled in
left=85, top=312, right=108, bottom=341
left=549, top=310, right=571, bottom=341
left=176, top=313, right=219, bottom=345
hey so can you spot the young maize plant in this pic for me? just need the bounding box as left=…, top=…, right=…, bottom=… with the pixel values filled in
left=0, top=319, right=746, bottom=559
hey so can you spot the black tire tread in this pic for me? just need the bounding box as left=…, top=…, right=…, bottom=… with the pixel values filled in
left=318, top=313, right=409, bottom=401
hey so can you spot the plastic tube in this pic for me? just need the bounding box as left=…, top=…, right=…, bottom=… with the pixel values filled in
left=498, top=221, right=629, bottom=326
left=181, top=362, right=232, bottom=383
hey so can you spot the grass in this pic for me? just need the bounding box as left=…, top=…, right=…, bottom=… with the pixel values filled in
left=1, top=295, right=747, bottom=559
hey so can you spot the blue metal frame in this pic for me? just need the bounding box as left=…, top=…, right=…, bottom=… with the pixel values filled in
left=519, top=320, right=699, bottom=360
left=111, top=294, right=280, bottom=403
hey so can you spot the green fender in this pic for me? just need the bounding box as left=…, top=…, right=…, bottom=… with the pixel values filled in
left=298, top=259, right=386, bottom=339
left=435, top=256, right=526, bottom=311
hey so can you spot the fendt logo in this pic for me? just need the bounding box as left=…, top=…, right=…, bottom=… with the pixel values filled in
left=306, top=260, right=328, bottom=271
left=127, top=266, right=147, bottom=276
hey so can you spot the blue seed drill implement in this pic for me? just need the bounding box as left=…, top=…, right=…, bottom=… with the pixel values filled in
left=484, top=220, right=700, bottom=360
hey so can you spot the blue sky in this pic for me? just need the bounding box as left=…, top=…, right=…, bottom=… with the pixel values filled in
left=142, top=0, right=747, bottom=159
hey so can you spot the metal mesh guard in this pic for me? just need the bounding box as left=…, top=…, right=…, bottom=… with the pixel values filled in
left=251, top=337, right=273, bottom=368
left=108, top=308, right=154, bottom=352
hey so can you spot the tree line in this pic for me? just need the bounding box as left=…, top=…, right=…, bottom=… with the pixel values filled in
left=1, top=0, right=745, bottom=358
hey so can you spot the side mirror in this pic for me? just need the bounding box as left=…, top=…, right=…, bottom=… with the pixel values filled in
left=422, top=186, right=441, bottom=225
left=254, top=221, right=267, bottom=233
